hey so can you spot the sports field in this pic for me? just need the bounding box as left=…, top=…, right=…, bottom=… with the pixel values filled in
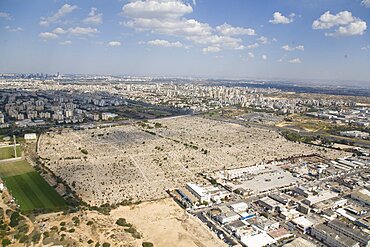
left=0, top=160, right=66, bottom=212
left=0, top=145, right=22, bottom=160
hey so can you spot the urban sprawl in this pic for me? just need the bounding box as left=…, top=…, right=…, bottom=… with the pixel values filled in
left=0, top=73, right=369, bottom=247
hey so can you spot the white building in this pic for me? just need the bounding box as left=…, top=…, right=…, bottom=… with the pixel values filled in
left=218, top=211, right=240, bottom=224
left=290, top=216, right=314, bottom=234
left=186, top=183, right=211, bottom=203
left=230, top=202, right=248, bottom=213
left=240, top=231, right=276, bottom=247
left=303, top=190, right=338, bottom=206
left=24, top=133, right=37, bottom=140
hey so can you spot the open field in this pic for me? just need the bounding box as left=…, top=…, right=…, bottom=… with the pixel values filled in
left=0, top=145, right=22, bottom=160
left=0, top=160, right=34, bottom=177
left=0, top=160, right=66, bottom=212
left=0, top=197, right=222, bottom=246
left=276, top=116, right=332, bottom=133
left=38, top=116, right=347, bottom=205
left=111, top=198, right=226, bottom=247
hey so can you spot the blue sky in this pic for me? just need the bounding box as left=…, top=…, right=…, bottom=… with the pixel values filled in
left=0, top=0, right=369, bottom=84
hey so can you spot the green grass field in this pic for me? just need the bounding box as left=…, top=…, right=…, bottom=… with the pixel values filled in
left=0, top=160, right=34, bottom=177
left=0, top=160, right=66, bottom=212
left=0, top=145, right=22, bottom=160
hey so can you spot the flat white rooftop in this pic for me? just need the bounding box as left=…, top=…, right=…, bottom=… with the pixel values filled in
left=230, top=166, right=300, bottom=194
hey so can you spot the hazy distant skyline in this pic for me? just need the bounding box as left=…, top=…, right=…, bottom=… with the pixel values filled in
left=0, top=0, right=370, bottom=84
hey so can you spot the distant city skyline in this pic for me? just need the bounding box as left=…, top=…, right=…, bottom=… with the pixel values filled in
left=0, top=0, right=370, bottom=84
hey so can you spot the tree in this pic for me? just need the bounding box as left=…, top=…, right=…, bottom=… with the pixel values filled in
left=142, top=242, right=154, bottom=247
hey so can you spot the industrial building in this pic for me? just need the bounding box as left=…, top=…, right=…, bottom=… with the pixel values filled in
left=186, top=183, right=211, bottom=203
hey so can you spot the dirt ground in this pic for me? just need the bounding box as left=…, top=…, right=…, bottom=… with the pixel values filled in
left=111, top=198, right=226, bottom=247
left=1, top=190, right=225, bottom=246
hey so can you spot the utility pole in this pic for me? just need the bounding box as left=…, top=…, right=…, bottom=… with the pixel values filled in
left=13, top=135, right=17, bottom=158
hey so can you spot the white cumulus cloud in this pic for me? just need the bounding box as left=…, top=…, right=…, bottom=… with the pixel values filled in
left=216, top=23, right=256, bottom=36
left=262, top=55, right=267, bottom=60
left=0, top=12, right=12, bottom=20
left=39, top=32, right=58, bottom=40
left=247, top=43, right=259, bottom=49
left=247, top=52, right=255, bottom=59
left=147, top=39, right=183, bottom=47
left=362, top=0, right=370, bottom=8
left=84, top=8, right=103, bottom=25
left=39, top=4, right=77, bottom=26
left=107, top=41, right=121, bottom=47
left=68, top=27, right=98, bottom=36
left=52, top=27, right=66, bottom=34
left=361, top=45, right=370, bottom=50
left=269, top=12, right=294, bottom=24
left=288, top=58, right=301, bottom=64
left=121, top=0, right=250, bottom=52
left=4, top=26, right=23, bottom=32
left=281, top=44, right=304, bottom=51
left=122, top=0, right=193, bottom=19
left=257, top=36, right=268, bottom=44
left=312, top=11, right=367, bottom=37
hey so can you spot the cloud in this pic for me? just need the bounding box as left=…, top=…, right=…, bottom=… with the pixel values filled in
left=312, top=11, right=367, bottom=36
left=121, top=0, right=248, bottom=52
left=262, top=55, right=267, bottom=60
left=41, top=26, right=98, bottom=38
left=4, top=26, right=23, bottom=32
left=68, top=27, right=98, bottom=36
left=147, top=39, right=183, bottom=47
left=202, top=46, right=221, bottom=53
left=0, top=12, right=12, bottom=20
left=257, top=36, right=268, bottom=44
left=281, top=44, right=304, bottom=51
left=84, top=8, right=103, bottom=25
left=269, top=12, right=294, bottom=24
left=247, top=52, right=255, bottom=58
left=362, top=0, right=370, bottom=8
left=361, top=45, right=370, bottom=50
left=247, top=43, right=259, bottom=49
left=216, top=23, right=256, bottom=36
left=39, top=4, right=77, bottom=27
left=52, top=27, right=66, bottom=34
left=59, top=40, right=72, bottom=45
left=122, top=0, right=193, bottom=19
left=288, top=58, right=301, bottom=64
left=39, top=32, right=58, bottom=40
left=107, top=41, right=121, bottom=47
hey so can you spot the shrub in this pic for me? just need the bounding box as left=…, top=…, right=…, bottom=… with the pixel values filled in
left=115, top=218, right=131, bottom=227
left=2, top=238, right=11, bottom=247
left=9, top=212, right=21, bottom=227
left=142, top=242, right=154, bottom=247
left=31, top=232, right=41, bottom=244
left=124, top=227, right=141, bottom=239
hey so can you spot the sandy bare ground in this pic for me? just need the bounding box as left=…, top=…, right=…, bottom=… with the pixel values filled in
left=2, top=190, right=225, bottom=246
left=38, top=116, right=347, bottom=205
left=111, top=198, right=226, bottom=247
